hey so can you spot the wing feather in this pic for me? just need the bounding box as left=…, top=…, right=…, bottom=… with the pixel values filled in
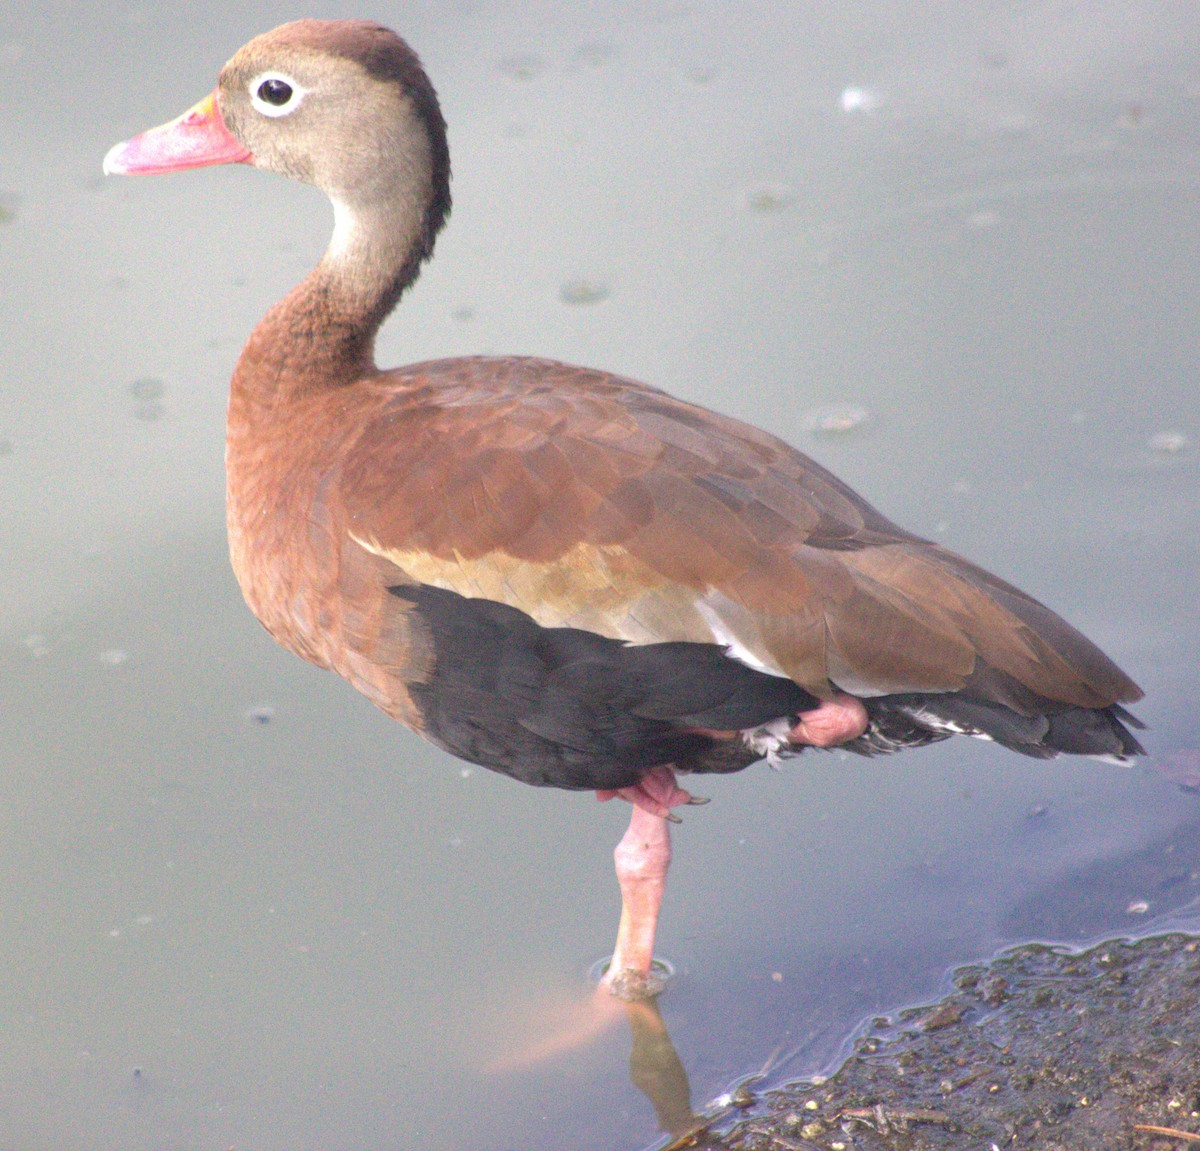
left=331, top=356, right=1140, bottom=707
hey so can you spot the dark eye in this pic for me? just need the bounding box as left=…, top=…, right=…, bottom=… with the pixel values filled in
left=257, top=78, right=293, bottom=106
left=249, top=73, right=304, bottom=118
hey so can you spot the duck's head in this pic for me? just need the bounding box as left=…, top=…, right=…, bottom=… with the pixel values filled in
left=105, top=20, right=451, bottom=268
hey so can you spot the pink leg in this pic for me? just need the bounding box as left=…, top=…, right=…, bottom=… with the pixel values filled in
left=593, top=697, right=867, bottom=1000
left=603, top=805, right=672, bottom=1000
left=596, top=766, right=698, bottom=999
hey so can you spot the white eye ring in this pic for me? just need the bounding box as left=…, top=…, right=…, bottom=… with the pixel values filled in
left=248, top=72, right=307, bottom=117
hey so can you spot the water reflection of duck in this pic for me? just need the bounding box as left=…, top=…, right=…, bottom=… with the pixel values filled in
left=105, top=19, right=1144, bottom=999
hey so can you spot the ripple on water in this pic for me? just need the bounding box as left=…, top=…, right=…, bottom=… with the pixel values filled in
left=498, top=54, right=546, bottom=82
left=743, top=183, right=794, bottom=214
left=588, top=955, right=675, bottom=998
left=130, top=377, right=165, bottom=421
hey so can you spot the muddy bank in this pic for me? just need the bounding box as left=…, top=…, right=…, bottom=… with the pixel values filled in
left=689, top=932, right=1200, bottom=1151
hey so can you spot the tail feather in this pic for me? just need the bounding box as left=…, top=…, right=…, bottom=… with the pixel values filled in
left=854, top=691, right=1145, bottom=763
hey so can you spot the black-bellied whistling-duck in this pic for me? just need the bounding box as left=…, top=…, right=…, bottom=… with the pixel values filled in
left=105, top=19, right=1143, bottom=999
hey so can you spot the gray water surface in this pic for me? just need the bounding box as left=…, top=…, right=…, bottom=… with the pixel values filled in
left=2, top=3, right=1198, bottom=1149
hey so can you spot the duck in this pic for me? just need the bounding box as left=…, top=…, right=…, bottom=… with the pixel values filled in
left=104, top=18, right=1143, bottom=999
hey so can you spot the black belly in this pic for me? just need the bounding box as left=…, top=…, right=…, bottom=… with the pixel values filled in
left=389, top=582, right=817, bottom=791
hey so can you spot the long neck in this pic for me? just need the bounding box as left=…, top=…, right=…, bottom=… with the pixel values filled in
left=231, top=190, right=430, bottom=409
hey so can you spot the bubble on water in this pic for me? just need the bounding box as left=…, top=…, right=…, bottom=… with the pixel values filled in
left=559, top=279, right=609, bottom=306
left=99, top=649, right=128, bottom=666
left=246, top=705, right=275, bottom=725
left=22, top=633, right=49, bottom=657
left=803, top=404, right=870, bottom=436
left=1148, top=430, right=1189, bottom=455
left=838, top=85, right=883, bottom=113
left=1126, top=899, right=1150, bottom=915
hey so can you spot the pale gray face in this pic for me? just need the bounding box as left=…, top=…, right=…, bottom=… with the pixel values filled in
left=217, top=41, right=430, bottom=209
left=208, top=20, right=451, bottom=290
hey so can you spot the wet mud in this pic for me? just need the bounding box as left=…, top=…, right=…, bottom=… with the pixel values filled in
left=692, top=933, right=1200, bottom=1151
